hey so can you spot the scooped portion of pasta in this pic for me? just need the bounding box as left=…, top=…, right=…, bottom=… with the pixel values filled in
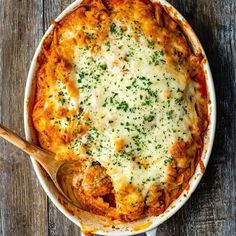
left=32, top=0, right=209, bottom=222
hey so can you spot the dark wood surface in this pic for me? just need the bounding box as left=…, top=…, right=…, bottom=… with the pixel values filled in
left=0, top=0, right=235, bottom=235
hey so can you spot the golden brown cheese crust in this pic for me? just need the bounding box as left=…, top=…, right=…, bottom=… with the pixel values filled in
left=32, top=0, right=209, bottom=222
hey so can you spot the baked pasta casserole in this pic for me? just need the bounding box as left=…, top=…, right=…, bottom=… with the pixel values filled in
left=32, top=0, right=209, bottom=222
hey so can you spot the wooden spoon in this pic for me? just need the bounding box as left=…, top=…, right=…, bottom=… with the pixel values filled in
left=0, top=123, right=83, bottom=208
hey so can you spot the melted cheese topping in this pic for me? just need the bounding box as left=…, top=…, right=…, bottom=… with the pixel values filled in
left=46, top=22, right=197, bottom=195
left=33, top=0, right=208, bottom=221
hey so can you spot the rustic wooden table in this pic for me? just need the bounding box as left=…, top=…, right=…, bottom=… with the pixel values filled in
left=0, top=0, right=235, bottom=236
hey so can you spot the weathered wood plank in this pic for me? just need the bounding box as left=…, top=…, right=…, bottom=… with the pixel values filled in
left=0, top=0, right=47, bottom=236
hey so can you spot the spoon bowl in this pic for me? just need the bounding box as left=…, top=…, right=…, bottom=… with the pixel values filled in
left=0, top=123, right=83, bottom=208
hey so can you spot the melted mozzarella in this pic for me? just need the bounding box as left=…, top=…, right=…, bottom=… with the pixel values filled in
left=55, top=22, right=198, bottom=195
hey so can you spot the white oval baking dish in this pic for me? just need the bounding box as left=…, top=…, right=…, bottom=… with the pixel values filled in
left=24, top=0, right=216, bottom=235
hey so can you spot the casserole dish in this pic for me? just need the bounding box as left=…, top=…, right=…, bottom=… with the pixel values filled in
left=24, top=0, right=216, bottom=235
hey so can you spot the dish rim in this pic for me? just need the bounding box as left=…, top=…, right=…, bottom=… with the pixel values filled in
left=23, top=0, right=216, bottom=235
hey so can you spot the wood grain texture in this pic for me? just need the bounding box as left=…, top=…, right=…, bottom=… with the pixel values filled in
left=0, top=1, right=47, bottom=236
left=0, top=0, right=235, bottom=236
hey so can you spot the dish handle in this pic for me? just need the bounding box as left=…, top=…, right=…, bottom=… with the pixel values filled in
left=146, top=228, right=157, bottom=236
left=80, top=228, right=157, bottom=236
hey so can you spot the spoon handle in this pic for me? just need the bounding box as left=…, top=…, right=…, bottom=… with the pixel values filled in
left=0, top=123, right=55, bottom=162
